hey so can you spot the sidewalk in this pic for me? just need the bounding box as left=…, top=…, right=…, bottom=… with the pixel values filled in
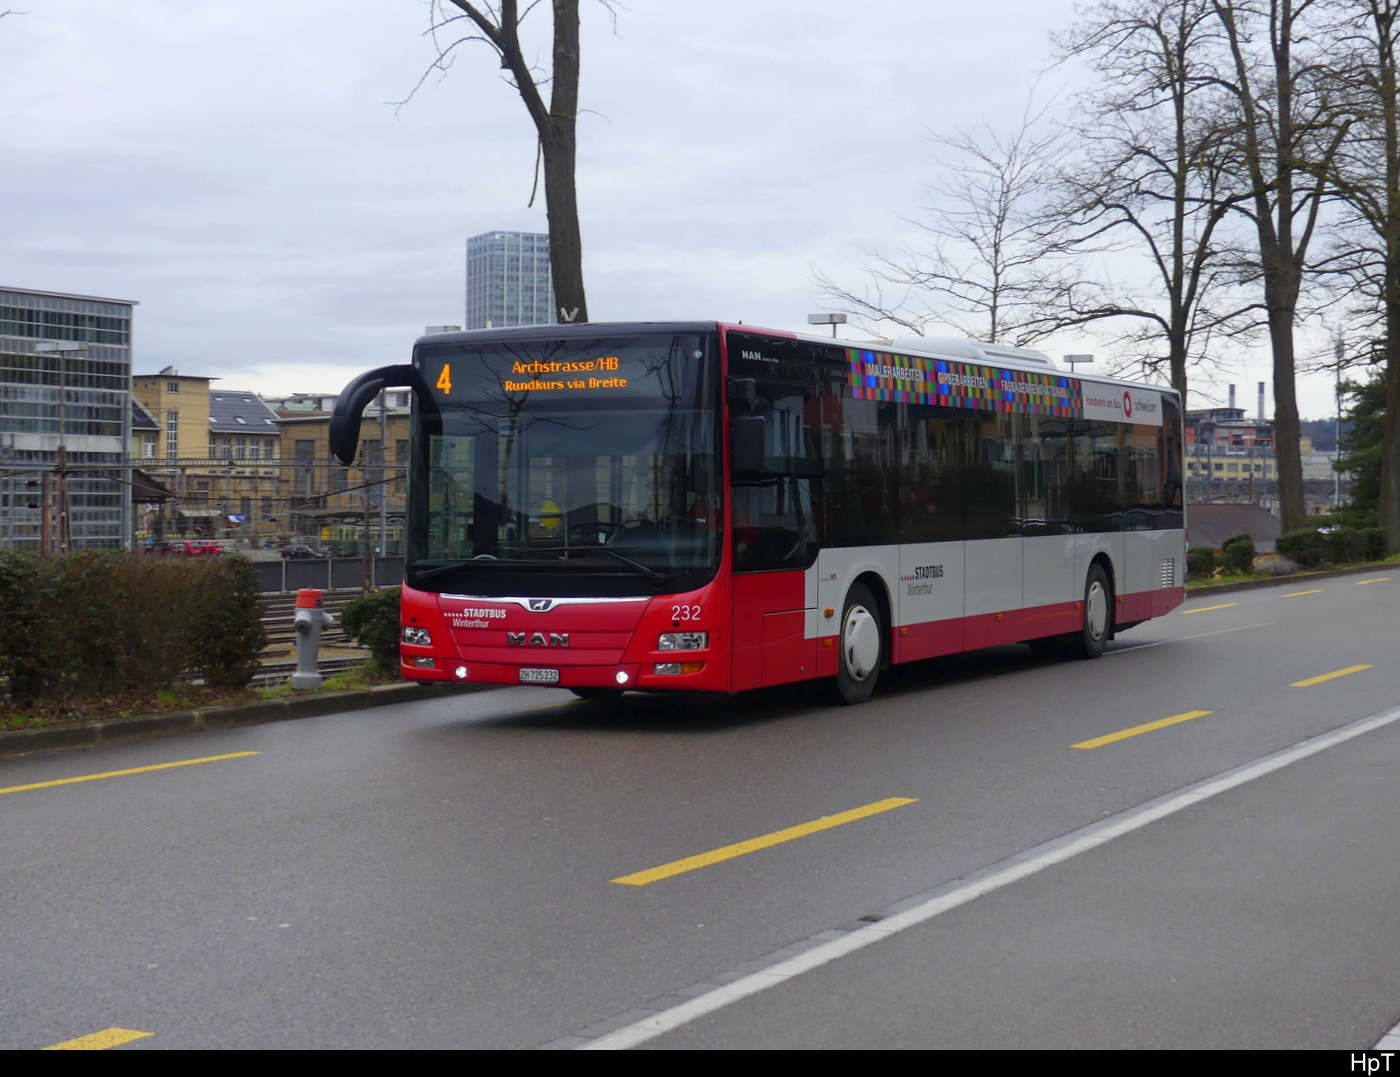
left=0, top=680, right=495, bottom=759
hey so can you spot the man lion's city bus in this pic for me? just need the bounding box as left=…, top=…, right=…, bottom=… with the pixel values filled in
left=329, top=321, right=1185, bottom=704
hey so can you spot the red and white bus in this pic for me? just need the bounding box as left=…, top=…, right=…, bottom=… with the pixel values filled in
left=329, top=321, right=1185, bottom=703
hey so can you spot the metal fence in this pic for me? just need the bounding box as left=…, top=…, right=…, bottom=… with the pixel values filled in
left=255, top=556, right=404, bottom=593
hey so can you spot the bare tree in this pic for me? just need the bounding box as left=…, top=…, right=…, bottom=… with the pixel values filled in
left=1313, top=0, right=1400, bottom=549
left=414, top=2, right=612, bottom=324
left=1048, top=0, right=1253, bottom=403
left=815, top=103, right=1078, bottom=346
left=1210, top=0, right=1353, bottom=530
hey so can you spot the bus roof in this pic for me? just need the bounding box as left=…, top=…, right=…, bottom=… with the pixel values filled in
left=412, top=321, right=1178, bottom=400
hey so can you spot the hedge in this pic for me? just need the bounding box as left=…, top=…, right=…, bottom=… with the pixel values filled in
left=340, top=587, right=402, bottom=674
left=1218, top=534, right=1256, bottom=575
left=1187, top=546, right=1218, bottom=580
left=1276, top=528, right=1328, bottom=569
left=0, top=551, right=266, bottom=703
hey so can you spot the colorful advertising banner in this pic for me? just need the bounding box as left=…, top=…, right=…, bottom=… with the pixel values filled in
left=846, top=349, right=1160, bottom=425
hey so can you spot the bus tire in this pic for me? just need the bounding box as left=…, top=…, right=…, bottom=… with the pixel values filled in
left=834, top=582, right=884, bottom=704
left=1068, top=563, right=1111, bottom=659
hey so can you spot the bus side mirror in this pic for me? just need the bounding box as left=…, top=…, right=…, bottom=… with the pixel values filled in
left=732, top=414, right=766, bottom=474
left=329, top=364, right=421, bottom=465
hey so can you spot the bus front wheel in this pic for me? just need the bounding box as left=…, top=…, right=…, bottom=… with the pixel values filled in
left=834, top=582, right=884, bottom=704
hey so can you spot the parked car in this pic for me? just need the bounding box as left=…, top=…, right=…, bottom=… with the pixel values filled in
left=143, top=539, right=224, bottom=556
left=281, top=543, right=331, bottom=560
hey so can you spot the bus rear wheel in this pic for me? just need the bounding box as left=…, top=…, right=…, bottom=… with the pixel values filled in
left=1026, top=564, right=1112, bottom=660
left=834, top=582, right=884, bottom=705
left=1068, top=563, right=1111, bottom=659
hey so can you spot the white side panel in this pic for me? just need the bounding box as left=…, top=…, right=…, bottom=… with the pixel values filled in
left=1145, top=528, right=1187, bottom=589
left=1022, top=534, right=1076, bottom=610
left=810, top=546, right=900, bottom=638
left=896, top=541, right=965, bottom=627
left=1123, top=530, right=1156, bottom=597
left=964, top=537, right=1023, bottom=617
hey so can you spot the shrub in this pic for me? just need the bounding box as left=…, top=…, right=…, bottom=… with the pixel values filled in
left=0, top=552, right=267, bottom=703
left=1359, top=527, right=1388, bottom=561
left=193, top=555, right=267, bottom=688
left=340, top=587, right=402, bottom=674
left=1276, top=528, right=1327, bottom=569
left=1218, top=534, right=1256, bottom=575
left=1187, top=546, right=1218, bottom=580
left=1323, top=527, right=1365, bottom=565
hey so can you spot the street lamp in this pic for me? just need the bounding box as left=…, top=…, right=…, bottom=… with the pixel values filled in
left=807, top=313, right=848, bottom=339
left=1062, top=354, right=1094, bottom=373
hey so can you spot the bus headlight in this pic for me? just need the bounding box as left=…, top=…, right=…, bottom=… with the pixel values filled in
left=402, top=626, right=432, bottom=646
left=658, top=632, right=707, bottom=651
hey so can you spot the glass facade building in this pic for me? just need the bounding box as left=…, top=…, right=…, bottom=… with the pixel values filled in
left=0, top=287, right=136, bottom=550
left=464, top=231, right=557, bottom=330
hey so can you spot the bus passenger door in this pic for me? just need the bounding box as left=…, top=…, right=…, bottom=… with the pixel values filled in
left=728, top=338, right=822, bottom=690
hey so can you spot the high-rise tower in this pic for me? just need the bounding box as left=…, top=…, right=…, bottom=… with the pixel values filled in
left=465, top=231, right=557, bottom=329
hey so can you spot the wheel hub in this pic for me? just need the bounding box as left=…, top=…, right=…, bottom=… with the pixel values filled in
left=843, top=605, right=880, bottom=681
left=1086, top=581, right=1107, bottom=641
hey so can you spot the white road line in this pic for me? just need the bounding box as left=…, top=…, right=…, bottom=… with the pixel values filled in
left=580, top=702, right=1400, bottom=1050
left=1375, top=1018, right=1400, bottom=1050
left=1103, top=622, right=1273, bottom=655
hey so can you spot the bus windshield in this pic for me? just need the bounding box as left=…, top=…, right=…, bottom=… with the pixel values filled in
left=406, top=332, right=721, bottom=595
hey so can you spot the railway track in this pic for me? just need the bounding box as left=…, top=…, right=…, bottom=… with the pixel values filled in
left=256, top=589, right=372, bottom=683
left=260, top=589, right=362, bottom=650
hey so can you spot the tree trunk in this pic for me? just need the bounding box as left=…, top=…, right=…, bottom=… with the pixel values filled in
left=543, top=0, right=586, bottom=323
left=541, top=130, right=586, bottom=323
left=1381, top=238, right=1400, bottom=546
left=1378, top=3, right=1400, bottom=552
left=1268, top=300, right=1307, bottom=531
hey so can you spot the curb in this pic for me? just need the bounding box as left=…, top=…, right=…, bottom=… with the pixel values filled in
left=1185, top=560, right=1395, bottom=597
left=0, top=681, right=500, bottom=759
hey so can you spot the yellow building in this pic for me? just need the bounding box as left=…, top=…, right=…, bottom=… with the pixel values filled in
left=273, top=393, right=410, bottom=553
left=131, top=368, right=282, bottom=539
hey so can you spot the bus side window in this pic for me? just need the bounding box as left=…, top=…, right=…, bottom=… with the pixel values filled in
left=821, top=394, right=897, bottom=547
left=1069, top=420, right=1123, bottom=532
left=1019, top=415, right=1071, bottom=536
left=898, top=404, right=959, bottom=543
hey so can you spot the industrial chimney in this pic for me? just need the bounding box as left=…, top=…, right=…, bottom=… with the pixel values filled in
left=1258, top=382, right=1266, bottom=421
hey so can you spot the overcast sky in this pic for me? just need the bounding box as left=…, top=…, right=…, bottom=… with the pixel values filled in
left=0, top=0, right=1343, bottom=417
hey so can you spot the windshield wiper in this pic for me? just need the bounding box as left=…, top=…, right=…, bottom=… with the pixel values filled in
left=410, top=557, right=539, bottom=582
left=580, top=546, right=669, bottom=583
left=515, top=545, right=669, bottom=583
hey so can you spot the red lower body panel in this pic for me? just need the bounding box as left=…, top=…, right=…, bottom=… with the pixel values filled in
left=402, top=582, right=1180, bottom=693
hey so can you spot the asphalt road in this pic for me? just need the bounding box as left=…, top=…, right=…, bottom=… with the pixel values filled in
left=3, top=572, right=1398, bottom=1050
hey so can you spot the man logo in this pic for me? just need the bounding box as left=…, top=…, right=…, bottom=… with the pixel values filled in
left=507, top=632, right=569, bottom=647
left=528, top=599, right=554, bottom=612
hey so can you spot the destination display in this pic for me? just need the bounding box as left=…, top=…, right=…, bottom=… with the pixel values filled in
left=421, top=335, right=712, bottom=406
left=502, top=355, right=627, bottom=392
